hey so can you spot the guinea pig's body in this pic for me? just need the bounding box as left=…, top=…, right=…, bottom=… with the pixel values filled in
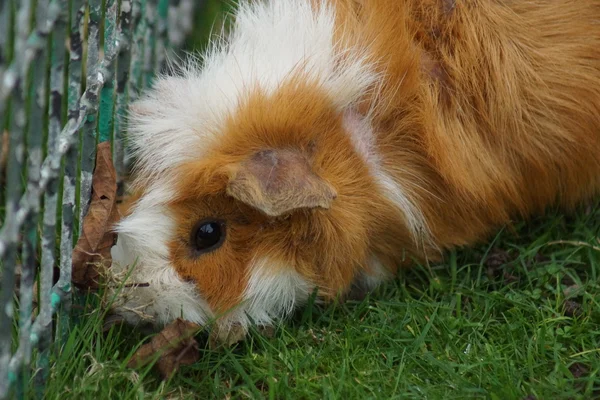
left=110, top=0, right=600, bottom=337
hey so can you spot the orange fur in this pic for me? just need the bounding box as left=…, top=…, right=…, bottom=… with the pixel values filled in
left=124, top=0, right=600, bottom=318
left=338, top=0, right=600, bottom=250
left=167, top=82, right=410, bottom=313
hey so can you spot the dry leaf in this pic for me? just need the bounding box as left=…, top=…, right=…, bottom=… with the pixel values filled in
left=485, top=248, right=511, bottom=271
left=72, top=142, right=121, bottom=289
left=127, top=318, right=201, bottom=379
left=208, top=323, right=247, bottom=349
left=569, top=362, right=589, bottom=379
left=257, top=325, right=275, bottom=339
left=563, top=284, right=583, bottom=298
left=563, top=300, right=583, bottom=317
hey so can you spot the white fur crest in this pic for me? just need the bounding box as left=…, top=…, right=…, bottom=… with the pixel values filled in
left=343, top=110, right=432, bottom=245
left=127, top=0, right=377, bottom=185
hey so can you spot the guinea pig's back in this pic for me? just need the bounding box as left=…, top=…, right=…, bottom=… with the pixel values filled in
left=338, top=0, right=600, bottom=246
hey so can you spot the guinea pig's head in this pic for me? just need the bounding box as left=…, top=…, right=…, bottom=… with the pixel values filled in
left=107, top=77, right=397, bottom=338
left=105, top=0, right=420, bottom=338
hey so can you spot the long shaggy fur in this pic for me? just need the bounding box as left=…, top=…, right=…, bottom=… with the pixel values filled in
left=109, top=0, right=600, bottom=335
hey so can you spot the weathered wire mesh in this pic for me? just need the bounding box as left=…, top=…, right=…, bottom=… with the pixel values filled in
left=0, top=0, right=196, bottom=397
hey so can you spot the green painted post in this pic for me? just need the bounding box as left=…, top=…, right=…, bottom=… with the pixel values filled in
left=155, top=0, right=169, bottom=73
left=129, top=0, right=147, bottom=101
left=0, top=0, right=32, bottom=396
left=78, top=0, right=102, bottom=233
left=56, top=0, right=84, bottom=343
left=0, top=0, right=9, bottom=176
left=143, top=0, right=157, bottom=88
left=16, top=1, right=51, bottom=395
left=99, top=0, right=118, bottom=144
left=37, top=0, right=68, bottom=392
left=114, top=0, right=133, bottom=195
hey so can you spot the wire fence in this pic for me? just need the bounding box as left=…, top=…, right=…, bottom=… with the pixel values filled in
left=0, top=0, right=196, bottom=397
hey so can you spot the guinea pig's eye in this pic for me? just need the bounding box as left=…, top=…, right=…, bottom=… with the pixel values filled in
left=190, top=219, right=226, bottom=254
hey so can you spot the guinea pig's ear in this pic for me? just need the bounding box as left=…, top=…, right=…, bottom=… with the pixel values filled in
left=226, top=149, right=337, bottom=217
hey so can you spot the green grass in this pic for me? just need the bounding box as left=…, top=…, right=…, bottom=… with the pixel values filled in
left=33, top=203, right=600, bottom=399
left=24, top=2, right=600, bottom=399
left=183, top=0, right=237, bottom=55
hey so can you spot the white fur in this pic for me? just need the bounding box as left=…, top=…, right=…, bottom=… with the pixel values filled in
left=377, top=174, right=431, bottom=244
left=210, top=257, right=315, bottom=330
left=343, top=110, right=431, bottom=245
left=243, top=257, right=314, bottom=324
left=214, top=257, right=315, bottom=329
left=108, top=181, right=213, bottom=327
left=127, top=0, right=377, bottom=185
left=359, top=255, right=394, bottom=290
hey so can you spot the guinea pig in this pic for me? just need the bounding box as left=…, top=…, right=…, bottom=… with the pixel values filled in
left=108, top=0, right=600, bottom=342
